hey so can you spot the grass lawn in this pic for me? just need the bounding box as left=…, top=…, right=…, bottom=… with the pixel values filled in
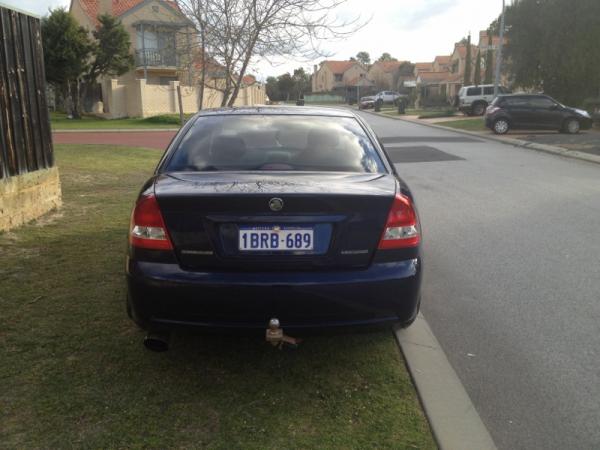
left=434, top=118, right=488, bottom=132
left=0, top=144, right=435, bottom=449
left=50, top=112, right=192, bottom=130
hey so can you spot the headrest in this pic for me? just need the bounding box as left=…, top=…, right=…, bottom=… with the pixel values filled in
left=306, top=128, right=339, bottom=149
left=212, top=135, right=246, bottom=160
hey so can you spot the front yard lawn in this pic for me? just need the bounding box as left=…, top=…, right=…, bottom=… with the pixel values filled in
left=0, top=144, right=435, bottom=449
left=50, top=112, right=192, bottom=130
left=434, top=118, right=487, bottom=132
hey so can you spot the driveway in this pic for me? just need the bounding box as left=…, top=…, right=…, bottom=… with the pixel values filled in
left=357, top=110, right=600, bottom=450
left=52, top=130, right=177, bottom=150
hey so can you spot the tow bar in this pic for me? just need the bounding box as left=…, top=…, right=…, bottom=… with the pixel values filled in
left=265, top=318, right=302, bottom=349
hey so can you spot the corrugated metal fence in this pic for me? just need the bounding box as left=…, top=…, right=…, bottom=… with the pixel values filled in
left=0, top=4, right=53, bottom=180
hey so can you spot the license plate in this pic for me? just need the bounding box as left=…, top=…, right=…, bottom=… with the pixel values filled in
left=239, top=226, right=314, bottom=251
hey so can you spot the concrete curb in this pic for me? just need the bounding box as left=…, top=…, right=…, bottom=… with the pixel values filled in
left=362, top=109, right=600, bottom=165
left=51, top=128, right=180, bottom=133
left=395, top=314, right=497, bottom=450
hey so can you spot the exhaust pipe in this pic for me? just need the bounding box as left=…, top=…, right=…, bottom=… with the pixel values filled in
left=144, top=331, right=171, bottom=352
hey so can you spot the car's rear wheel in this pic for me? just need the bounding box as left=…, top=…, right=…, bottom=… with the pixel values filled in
left=493, top=118, right=510, bottom=134
left=564, top=118, right=581, bottom=134
left=472, top=101, right=487, bottom=116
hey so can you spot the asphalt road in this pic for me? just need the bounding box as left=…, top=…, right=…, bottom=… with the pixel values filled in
left=357, top=111, right=600, bottom=450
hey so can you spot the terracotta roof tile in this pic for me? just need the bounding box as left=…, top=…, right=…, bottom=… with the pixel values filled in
left=434, top=55, right=451, bottom=64
left=415, top=62, right=434, bottom=71
left=478, top=30, right=506, bottom=47
left=454, top=43, right=479, bottom=59
left=242, top=74, right=256, bottom=85
left=78, top=0, right=179, bottom=24
left=372, top=60, right=405, bottom=73
left=322, top=60, right=359, bottom=74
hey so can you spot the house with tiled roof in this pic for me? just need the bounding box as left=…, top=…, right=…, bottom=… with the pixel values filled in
left=311, top=60, right=372, bottom=99
left=449, top=42, right=479, bottom=77
left=433, top=55, right=451, bottom=72
left=69, top=0, right=266, bottom=117
left=478, top=30, right=506, bottom=52
left=367, top=60, right=409, bottom=91
left=413, top=62, right=434, bottom=77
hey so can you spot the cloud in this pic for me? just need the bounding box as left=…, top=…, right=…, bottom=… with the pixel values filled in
left=2, top=0, right=69, bottom=16
left=390, top=0, right=458, bottom=30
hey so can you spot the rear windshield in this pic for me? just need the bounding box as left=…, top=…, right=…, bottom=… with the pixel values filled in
left=164, top=115, right=386, bottom=173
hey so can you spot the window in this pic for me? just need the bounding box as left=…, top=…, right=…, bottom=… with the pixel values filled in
left=136, top=26, right=175, bottom=52
left=334, top=74, right=343, bottom=82
left=467, top=87, right=482, bottom=96
left=502, top=97, right=529, bottom=107
left=528, top=97, right=556, bottom=109
left=483, top=86, right=494, bottom=95
left=165, top=115, right=386, bottom=174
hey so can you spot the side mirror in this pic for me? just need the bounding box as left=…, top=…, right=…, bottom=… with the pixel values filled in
left=550, top=104, right=559, bottom=110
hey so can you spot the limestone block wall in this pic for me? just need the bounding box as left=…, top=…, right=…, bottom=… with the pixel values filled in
left=0, top=168, right=62, bottom=232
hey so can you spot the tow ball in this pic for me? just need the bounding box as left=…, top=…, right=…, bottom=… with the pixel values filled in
left=265, top=318, right=302, bottom=349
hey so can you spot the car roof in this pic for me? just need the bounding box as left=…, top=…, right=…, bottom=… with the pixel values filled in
left=194, top=105, right=356, bottom=118
left=497, top=93, right=547, bottom=98
left=463, top=84, right=495, bottom=88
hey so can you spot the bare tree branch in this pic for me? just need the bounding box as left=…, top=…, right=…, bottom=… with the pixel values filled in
left=176, top=0, right=367, bottom=106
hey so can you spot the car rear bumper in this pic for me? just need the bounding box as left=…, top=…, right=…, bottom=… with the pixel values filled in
left=126, top=258, right=422, bottom=331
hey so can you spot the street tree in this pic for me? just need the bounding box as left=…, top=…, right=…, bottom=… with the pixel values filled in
left=265, top=76, right=280, bottom=101
left=177, top=0, right=366, bottom=107
left=277, top=73, right=295, bottom=101
left=474, top=50, right=481, bottom=86
left=79, top=14, right=133, bottom=114
left=463, top=34, right=472, bottom=85
left=42, top=8, right=91, bottom=118
left=292, top=67, right=311, bottom=99
left=484, top=32, right=494, bottom=84
left=377, top=52, right=397, bottom=62
left=355, top=51, right=371, bottom=66
left=499, top=0, right=600, bottom=105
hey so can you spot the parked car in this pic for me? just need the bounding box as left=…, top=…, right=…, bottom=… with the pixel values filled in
left=126, top=106, right=422, bottom=350
left=358, top=96, right=376, bottom=109
left=375, top=91, right=402, bottom=105
left=458, top=84, right=510, bottom=116
left=485, top=94, right=593, bottom=135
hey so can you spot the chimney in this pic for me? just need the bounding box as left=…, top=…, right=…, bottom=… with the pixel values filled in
left=98, top=0, right=113, bottom=16
left=313, top=65, right=318, bottom=74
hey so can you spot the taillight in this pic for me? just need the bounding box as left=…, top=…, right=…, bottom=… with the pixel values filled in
left=378, top=193, right=420, bottom=249
left=129, top=194, right=173, bottom=250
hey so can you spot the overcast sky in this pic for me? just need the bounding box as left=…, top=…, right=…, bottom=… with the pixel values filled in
left=2, top=0, right=504, bottom=78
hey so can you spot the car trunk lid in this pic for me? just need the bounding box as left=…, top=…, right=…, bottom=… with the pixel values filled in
left=154, top=172, right=396, bottom=271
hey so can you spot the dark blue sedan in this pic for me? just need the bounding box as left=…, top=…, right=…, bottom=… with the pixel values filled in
left=126, top=107, right=422, bottom=350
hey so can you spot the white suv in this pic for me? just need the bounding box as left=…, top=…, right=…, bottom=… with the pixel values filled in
left=458, top=84, right=510, bottom=116
left=375, top=91, right=402, bottom=105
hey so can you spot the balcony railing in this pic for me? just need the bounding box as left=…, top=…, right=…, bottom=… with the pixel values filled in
left=135, top=49, right=178, bottom=68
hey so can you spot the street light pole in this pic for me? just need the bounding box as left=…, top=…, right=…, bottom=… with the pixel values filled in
left=493, top=0, right=506, bottom=97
